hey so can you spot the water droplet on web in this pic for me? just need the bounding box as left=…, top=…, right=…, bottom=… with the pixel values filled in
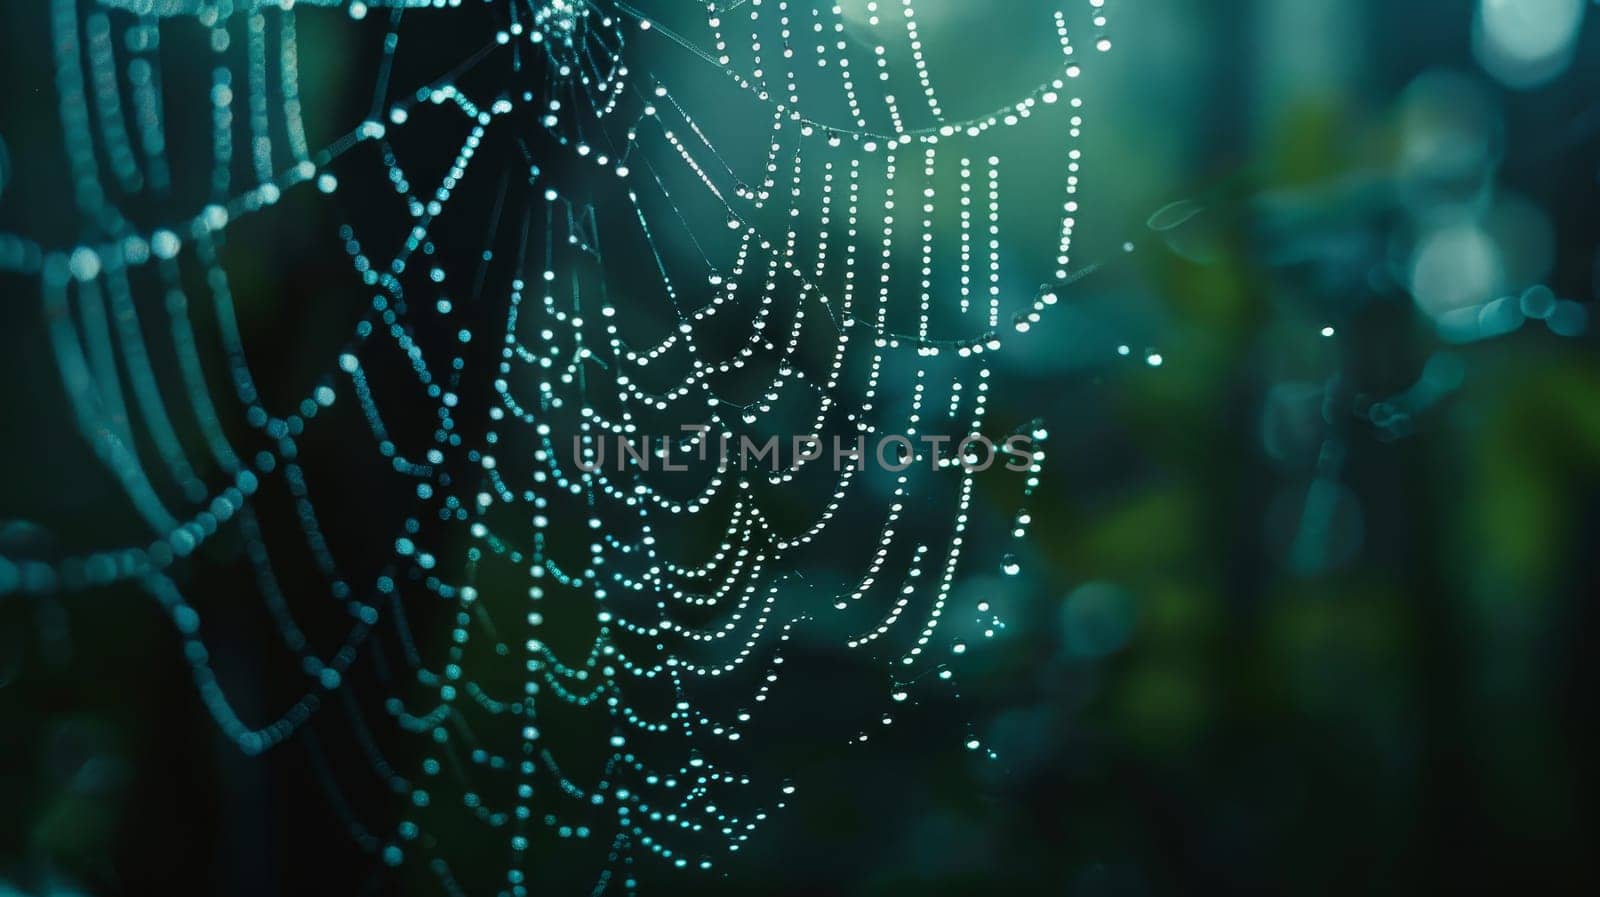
left=1001, top=554, right=1021, bottom=576
left=1547, top=300, right=1589, bottom=336
left=1520, top=284, right=1556, bottom=320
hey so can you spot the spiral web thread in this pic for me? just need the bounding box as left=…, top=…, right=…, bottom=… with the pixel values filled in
left=0, top=0, right=1115, bottom=892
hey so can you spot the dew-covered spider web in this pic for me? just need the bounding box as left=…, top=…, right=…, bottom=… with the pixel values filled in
left=0, top=0, right=1116, bottom=892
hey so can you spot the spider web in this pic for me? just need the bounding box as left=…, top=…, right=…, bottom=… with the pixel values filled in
left=0, top=0, right=1115, bottom=892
